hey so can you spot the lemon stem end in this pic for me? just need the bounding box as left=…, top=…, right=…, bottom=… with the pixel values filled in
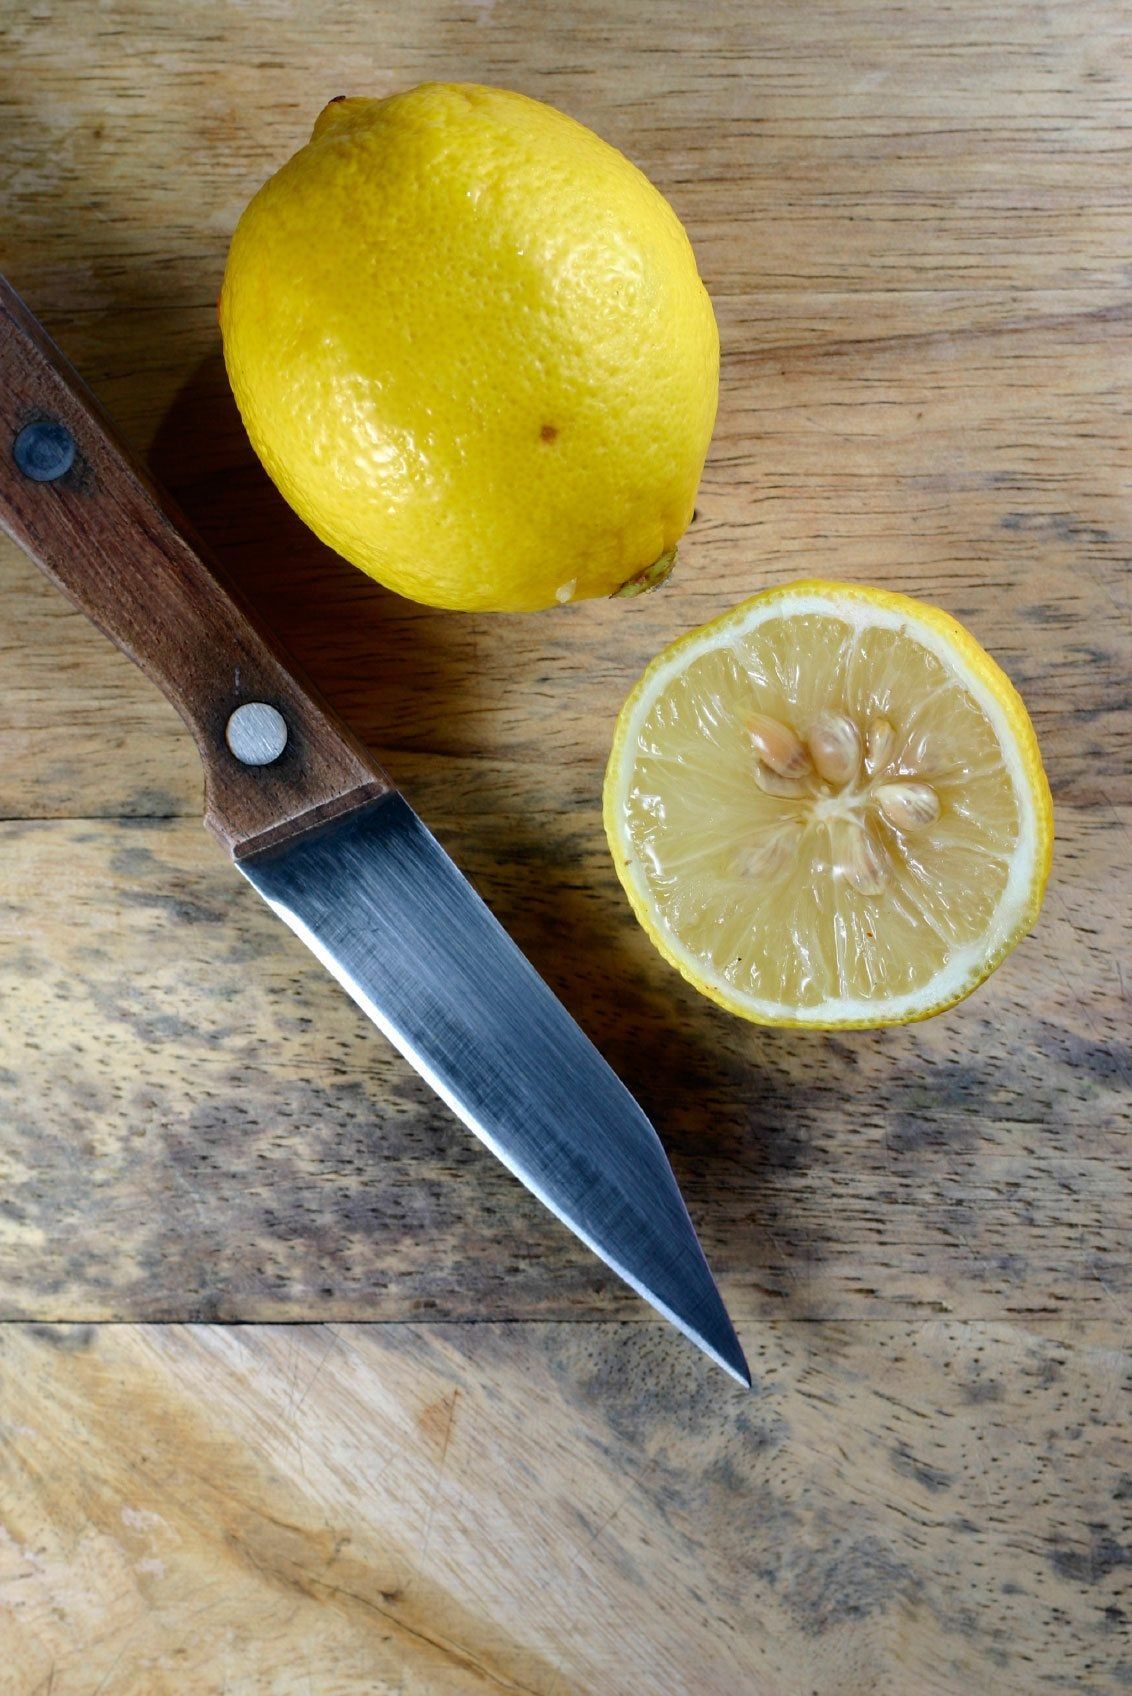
left=611, top=546, right=678, bottom=600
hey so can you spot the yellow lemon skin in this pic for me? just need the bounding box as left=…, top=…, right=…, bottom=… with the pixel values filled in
left=219, top=84, right=719, bottom=612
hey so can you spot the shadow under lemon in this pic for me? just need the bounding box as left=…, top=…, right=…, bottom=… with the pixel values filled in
left=148, top=350, right=846, bottom=1294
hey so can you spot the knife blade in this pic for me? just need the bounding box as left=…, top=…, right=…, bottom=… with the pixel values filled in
left=0, top=274, right=749, bottom=1385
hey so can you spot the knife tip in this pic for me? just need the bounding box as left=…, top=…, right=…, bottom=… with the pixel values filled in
left=709, top=1329, right=753, bottom=1389
left=656, top=1283, right=751, bottom=1388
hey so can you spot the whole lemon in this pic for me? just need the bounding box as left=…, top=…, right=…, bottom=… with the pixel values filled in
left=219, top=84, right=719, bottom=612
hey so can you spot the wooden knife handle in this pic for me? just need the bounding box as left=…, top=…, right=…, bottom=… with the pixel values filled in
left=0, top=274, right=393, bottom=860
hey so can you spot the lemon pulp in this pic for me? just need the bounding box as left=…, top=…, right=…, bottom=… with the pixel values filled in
left=604, top=581, right=1052, bottom=1027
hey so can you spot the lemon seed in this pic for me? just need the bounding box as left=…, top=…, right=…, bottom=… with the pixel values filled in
left=808, top=713, right=862, bottom=786
left=876, top=781, right=941, bottom=831
left=865, top=717, right=896, bottom=776
left=749, top=713, right=810, bottom=779
left=734, top=824, right=800, bottom=879
left=754, top=761, right=809, bottom=799
left=841, top=821, right=888, bottom=895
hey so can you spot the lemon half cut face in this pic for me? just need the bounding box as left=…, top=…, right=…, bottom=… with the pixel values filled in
left=604, top=581, right=1053, bottom=1028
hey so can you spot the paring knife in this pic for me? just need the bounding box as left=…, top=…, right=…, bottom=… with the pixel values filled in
left=0, top=274, right=749, bottom=1386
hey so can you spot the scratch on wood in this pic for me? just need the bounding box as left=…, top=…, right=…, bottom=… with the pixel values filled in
left=419, top=1387, right=460, bottom=1568
left=308, top=1571, right=543, bottom=1696
left=291, top=1331, right=341, bottom=1421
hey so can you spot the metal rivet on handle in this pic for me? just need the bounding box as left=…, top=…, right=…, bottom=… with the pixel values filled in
left=13, top=420, right=76, bottom=482
left=226, top=702, right=288, bottom=766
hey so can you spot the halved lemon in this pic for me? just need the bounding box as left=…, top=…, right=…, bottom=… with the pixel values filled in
left=603, top=581, right=1052, bottom=1027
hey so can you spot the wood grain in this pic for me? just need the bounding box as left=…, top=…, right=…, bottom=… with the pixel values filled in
left=0, top=0, right=1130, bottom=1690
left=2, top=1320, right=1129, bottom=1696
left=0, top=277, right=392, bottom=860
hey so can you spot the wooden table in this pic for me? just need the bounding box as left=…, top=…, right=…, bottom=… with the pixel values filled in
left=1, top=3, right=1129, bottom=1691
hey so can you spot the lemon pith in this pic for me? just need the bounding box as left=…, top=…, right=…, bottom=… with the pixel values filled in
left=219, top=83, right=719, bottom=612
left=604, top=581, right=1053, bottom=1029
